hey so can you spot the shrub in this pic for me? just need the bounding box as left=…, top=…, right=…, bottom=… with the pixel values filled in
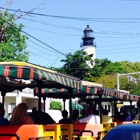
left=50, top=101, right=62, bottom=111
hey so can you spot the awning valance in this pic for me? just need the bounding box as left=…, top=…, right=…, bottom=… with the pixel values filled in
left=34, top=86, right=99, bottom=99
left=81, top=88, right=140, bottom=101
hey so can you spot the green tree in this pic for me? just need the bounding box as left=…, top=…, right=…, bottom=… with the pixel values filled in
left=60, top=50, right=93, bottom=80
left=50, top=101, right=62, bottom=111
left=93, top=75, right=117, bottom=88
left=92, top=58, right=123, bottom=77
left=0, top=11, right=29, bottom=62
left=120, top=77, right=140, bottom=95
left=120, top=61, right=140, bottom=73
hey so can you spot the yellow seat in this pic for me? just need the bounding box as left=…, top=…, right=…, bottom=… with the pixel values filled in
left=39, top=124, right=61, bottom=140
left=132, top=120, right=140, bottom=124
left=60, top=124, right=73, bottom=140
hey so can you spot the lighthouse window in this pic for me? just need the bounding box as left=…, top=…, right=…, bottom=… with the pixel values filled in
left=84, top=40, right=93, bottom=45
left=84, top=32, right=87, bottom=37
left=86, top=32, right=90, bottom=37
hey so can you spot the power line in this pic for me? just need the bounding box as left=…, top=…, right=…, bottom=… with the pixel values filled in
left=28, top=39, right=56, bottom=53
left=98, top=41, right=140, bottom=48
left=97, top=50, right=140, bottom=54
left=25, top=26, right=140, bottom=37
left=1, top=7, right=140, bottom=23
left=25, top=26, right=81, bottom=36
left=7, top=12, right=140, bottom=38
left=28, top=44, right=60, bottom=56
left=28, top=50, right=54, bottom=60
left=0, top=18, right=66, bottom=56
left=97, top=46, right=140, bottom=52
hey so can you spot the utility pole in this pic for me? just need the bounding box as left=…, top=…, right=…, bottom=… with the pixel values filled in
left=117, top=72, right=140, bottom=90
left=117, top=73, right=120, bottom=90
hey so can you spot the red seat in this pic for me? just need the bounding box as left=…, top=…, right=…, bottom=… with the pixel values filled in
left=0, top=125, right=39, bottom=140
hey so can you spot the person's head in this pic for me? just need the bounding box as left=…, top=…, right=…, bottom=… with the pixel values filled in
left=81, top=109, right=86, bottom=116
left=120, top=107, right=124, bottom=113
left=0, top=102, right=5, bottom=117
left=102, top=109, right=108, bottom=115
left=94, top=109, right=99, bottom=115
left=10, top=102, right=28, bottom=125
left=87, top=106, right=94, bottom=115
left=123, top=109, right=129, bottom=116
left=32, top=107, right=36, bottom=112
left=137, top=101, right=140, bottom=108
left=72, top=109, right=79, bottom=121
left=61, top=110, right=68, bottom=118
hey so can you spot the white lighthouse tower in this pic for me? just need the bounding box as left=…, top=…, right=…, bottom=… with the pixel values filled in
left=80, top=25, right=96, bottom=67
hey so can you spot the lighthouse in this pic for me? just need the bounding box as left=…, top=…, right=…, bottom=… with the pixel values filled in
left=80, top=25, right=96, bottom=67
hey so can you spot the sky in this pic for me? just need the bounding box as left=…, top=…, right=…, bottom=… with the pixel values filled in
left=1, top=0, right=140, bottom=68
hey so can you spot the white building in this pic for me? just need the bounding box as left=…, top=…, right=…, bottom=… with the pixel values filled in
left=80, top=25, right=96, bottom=68
left=0, top=88, right=38, bottom=114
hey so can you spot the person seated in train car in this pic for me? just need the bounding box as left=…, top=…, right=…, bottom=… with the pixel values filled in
left=59, top=110, right=71, bottom=124
left=102, top=109, right=112, bottom=123
left=123, top=109, right=131, bottom=121
left=10, top=102, right=34, bottom=125
left=112, top=110, right=121, bottom=122
left=94, top=109, right=99, bottom=115
left=75, top=106, right=100, bottom=124
left=134, top=101, right=140, bottom=120
left=0, top=102, right=10, bottom=125
left=29, top=107, right=56, bottom=124
left=116, top=107, right=131, bottom=122
left=134, top=112, right=140, bottom=120
left=76, top=109, right=87, bottom=120
left=72, top=109, right=79, bottom=122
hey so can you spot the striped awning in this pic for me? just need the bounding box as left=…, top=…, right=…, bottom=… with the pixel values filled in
left=34, top=86, right=99, bottom=99
left=81, top=89, right=140, bottom=101
left=0, top=62, right=82, bottom=93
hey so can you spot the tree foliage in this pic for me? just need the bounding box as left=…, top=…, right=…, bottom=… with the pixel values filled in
left=92, top=75, right=117, bottom=89
left=50, top=101, right=62, bottom=111
left=91, top=58, right=123, bottom=77
left=60, top=50, right=93, bottom=80
left=120, top=61, right=140, bottom=73
left=0, top=11, right=29, bottom=62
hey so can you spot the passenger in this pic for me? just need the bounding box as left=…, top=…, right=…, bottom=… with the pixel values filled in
left=10, top=102, right=34, bottom=125
left=102, top=109, right=112, bottom=123
left=0, top=102, right=9, bottom=125
left=94, top=109, right=99, bottom=115
left=123, top=109, right=131, bottom=121
left=134, top=113, right=140, bottom=120
left=75, top=106, right=100, bottom=124
left=72, top=109, right=79, bottom=122
left=76, top=109, right=87, bottom=120
left=119, top=107, right=126, bottom=121
left=29, top=107, right=55, bottom=124
left=134, top=102, right=140, bottom=120
left=59, top=110, right=71, bottom=124
left=113, top=110, right=121, bottom=122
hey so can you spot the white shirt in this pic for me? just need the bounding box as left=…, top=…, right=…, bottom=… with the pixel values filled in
left=79, top=114, right=100, bottom=124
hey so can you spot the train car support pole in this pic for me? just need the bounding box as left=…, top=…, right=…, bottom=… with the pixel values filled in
left=130, top=100, right=132, bottom=121
left=37, top=80, right=43, bottom=124
left=68, top=88, right=73, bottom=123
